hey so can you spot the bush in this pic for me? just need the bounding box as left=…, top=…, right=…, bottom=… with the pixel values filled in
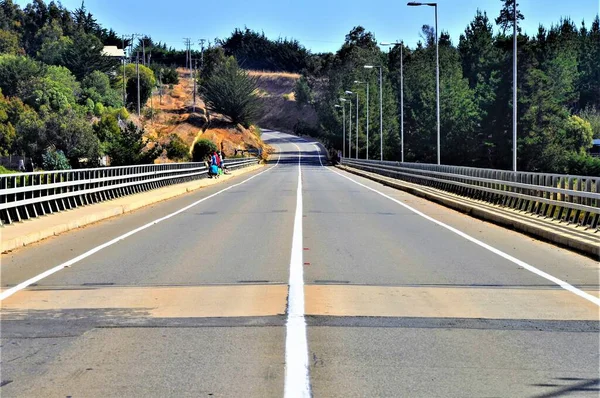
left=42, top=149, right=71, bottom=170
left=93, top=102, right=105, bottom=117
left=151, top=64, right=179, bottom=85
left=166, top=134, right=191, bottom=161
left=200, top=57, right=261, bottom=127
left=106, top=122, right=162, bottom=166
left=192, top=138, right=217, bottom=162
left=294, top=76, right=312, bottom=105
left=566, top=153, right=600, bottom=176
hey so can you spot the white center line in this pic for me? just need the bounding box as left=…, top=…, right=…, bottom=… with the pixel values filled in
left=284, top=143, right=311, bottom=398
left=0, top=155, right=281, bottom=301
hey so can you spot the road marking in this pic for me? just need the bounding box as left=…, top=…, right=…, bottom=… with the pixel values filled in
left=0, top=154, right=281, bottom=302
left=310, top=143, right=600, bottom=307
left=325, top=164, right=600, bottom=307
left=284, top=143, right=311, bottom=398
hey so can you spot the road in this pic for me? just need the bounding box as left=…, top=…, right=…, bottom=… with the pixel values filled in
left=1, top=130, right=599, bottom=397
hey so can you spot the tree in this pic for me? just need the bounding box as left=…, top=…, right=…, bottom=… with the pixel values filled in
left=294, top=76, right=312, bottom=105
left=123, top=63, right=155, bottom=110
left=0, top=54, right=44, bottom=98
left=82, top=70, right=122, bottom=108
left=495, top=0, right=524, bottom=35
left=105, top=122, right=161, bottom=166
left=564, top=114, right=593, bottom=154
left=71, top=1, right=99, bottom=35
left=62, top=32, right=118, bottom=80
left=0, top=29, right=20, bottom=54
left=35, top=19, right=72, bottom=65
left=0, top=91, right=17, bottom=155
left=200, top=57, right=261, bottom=127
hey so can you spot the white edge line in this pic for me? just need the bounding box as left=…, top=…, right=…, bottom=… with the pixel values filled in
left=312, top=143, right=600, bottom=307
left=0, top=154, right=281, bottom=301
left=284, top=142, right=311, bottom=398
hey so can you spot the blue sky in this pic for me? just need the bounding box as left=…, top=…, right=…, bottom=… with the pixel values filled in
left=16, top=0, right=600, bottom=53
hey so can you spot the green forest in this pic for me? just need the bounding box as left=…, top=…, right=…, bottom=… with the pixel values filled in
left=0, top=0, right=599, bottom=175
left=302, top=2, right=600, bottom=175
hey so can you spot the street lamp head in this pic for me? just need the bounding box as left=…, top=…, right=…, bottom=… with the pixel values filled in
left=353, top=80, right=363, bottom=84
left=334, top=104, right=342, bottom=108
left=364, top=65, right=374, bottom=69
left=407, top=1, right=436, bottom=5
left=339, top=98, right=347, bottom=102
left=379, top=42, right=402, bottom=47
left=345, top=90, right=354, bottom=95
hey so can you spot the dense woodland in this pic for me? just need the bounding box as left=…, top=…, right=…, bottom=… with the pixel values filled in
left=0, top=0, right=598, bottom=174
left=306, top=2, right=600, bottom=175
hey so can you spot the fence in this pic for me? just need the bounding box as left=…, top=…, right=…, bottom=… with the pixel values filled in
left=341, top=158, right=600, bottom=230
left=0, top=157, right=258, bottom=225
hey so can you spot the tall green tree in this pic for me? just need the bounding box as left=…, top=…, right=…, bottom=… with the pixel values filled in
left=200, top=56, right=261, bottom=127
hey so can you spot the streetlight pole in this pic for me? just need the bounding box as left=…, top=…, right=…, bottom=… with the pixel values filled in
left=408, top=2, right=440, bottom=164
left=380, top=42, right=404, bottom=162
left=364, top=65, right=384, bottom=160
left=355, top=92, right=359, bottom=159
left=334, top=104, right=345, bottom=159
left=513, top=0, right=518, bottom=172
left=354, top=81, right=369, bottom=159
left=345, top=90, right=355, bottom=158
left=339, top=98, right=348, bottom=158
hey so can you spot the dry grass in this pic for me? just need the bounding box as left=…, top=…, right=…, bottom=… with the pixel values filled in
left=247, top=70, right=301, bottom=79
left=141, top=69, right=271, bottom=163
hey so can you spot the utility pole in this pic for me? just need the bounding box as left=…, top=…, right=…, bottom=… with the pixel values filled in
left=183, top=38, right=191, bottom=73
left=199, top=39, right=206, bottom=70
left=136, top=51, right=141, bottom=116
left=142, top=37, right=146, bottom=66
left=121, top=35, right=126, bottom=106
left=159, top=69, right=163, bottom=105
left=193, top=58, right=197, bottom=112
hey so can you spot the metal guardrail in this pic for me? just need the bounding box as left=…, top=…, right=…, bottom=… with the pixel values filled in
left=341, top=158, right=600, bottom=229
left=0, top=157, right=258, bottom=225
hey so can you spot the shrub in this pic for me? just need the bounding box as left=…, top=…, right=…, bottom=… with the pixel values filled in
left=566, top=153, right=600, bottom=176
left=106, top=122, right=162, bottom=166
left=93, top=102, right=105, bottom=117
left=42, top=149, right=71, bottom=170
left=200, top=57, right=261, bottom=127
left=294, top=76, right=312, bottom=105
left=192, top=138, right=217, bottom=162
left=166, top=134, right=191, bottom=161
left=151, top=64, right=179, bottom=85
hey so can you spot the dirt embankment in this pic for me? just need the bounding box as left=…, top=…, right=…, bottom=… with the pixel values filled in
left=250, top=71, right=319, bottom=134
left=141, top=68, right=271, bottom=162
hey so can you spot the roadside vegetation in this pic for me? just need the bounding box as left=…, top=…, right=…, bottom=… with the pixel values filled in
left=1, top=0, right=597, bottom=175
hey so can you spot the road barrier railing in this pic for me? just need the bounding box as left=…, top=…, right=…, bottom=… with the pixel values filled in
left=0, top=157, right=259, bottom=225
left=341, top=158, right=600, bottom=230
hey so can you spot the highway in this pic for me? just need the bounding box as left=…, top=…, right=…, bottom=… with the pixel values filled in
left=1, top=130, right=599, bottom=397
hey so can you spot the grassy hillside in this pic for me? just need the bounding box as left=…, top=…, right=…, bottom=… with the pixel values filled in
left=250, top=71, right=319, bottom=135
left=142, top=69, right=271, bottom=162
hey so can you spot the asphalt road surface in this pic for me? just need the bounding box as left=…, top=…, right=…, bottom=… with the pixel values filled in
left=1, top=130, right=599, bottom=397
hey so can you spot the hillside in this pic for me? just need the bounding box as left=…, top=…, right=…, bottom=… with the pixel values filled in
left=143, top=69, right=271, bottom=162
left=251, top=71, right=319, bottom=135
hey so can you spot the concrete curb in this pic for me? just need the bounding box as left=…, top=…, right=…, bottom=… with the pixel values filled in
left=1, top=163, right=264, bottom=253
left=337, top=164, right=600, bottom=258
